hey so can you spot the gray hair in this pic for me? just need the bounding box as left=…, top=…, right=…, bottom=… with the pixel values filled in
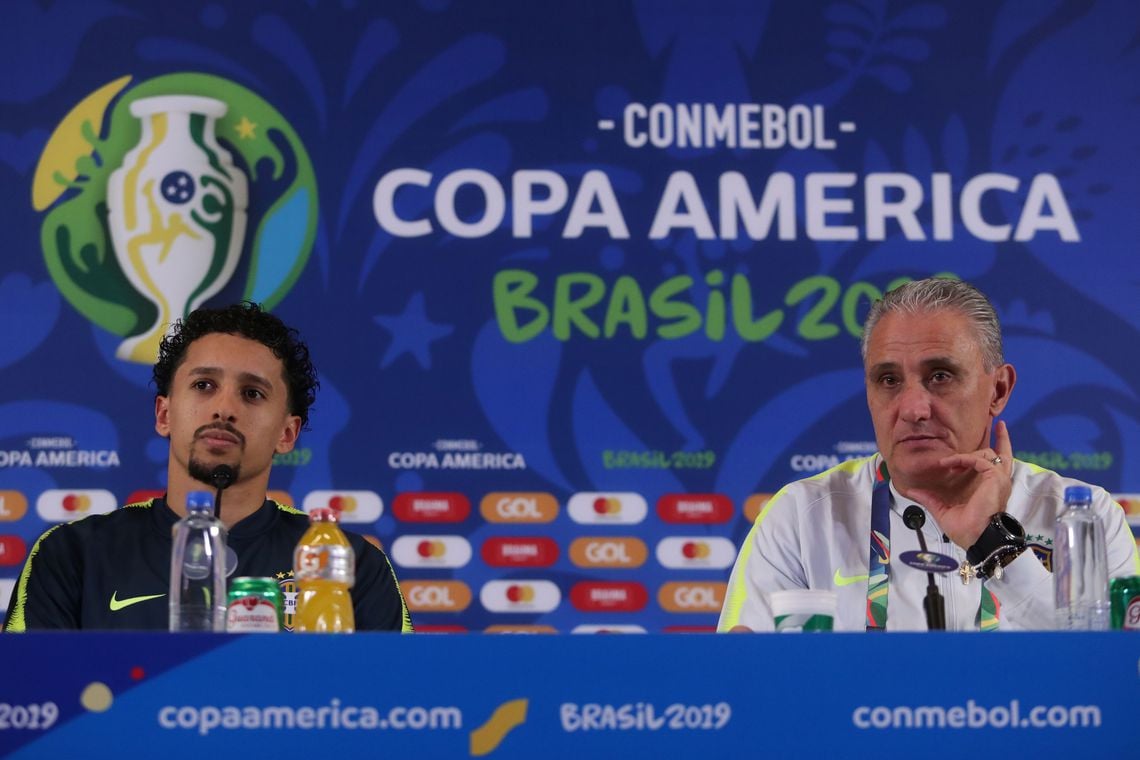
left=860, top=278, right=1004, bottom=370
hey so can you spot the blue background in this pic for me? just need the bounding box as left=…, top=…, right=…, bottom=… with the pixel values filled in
left=2, top=0, right=1139, bottom=632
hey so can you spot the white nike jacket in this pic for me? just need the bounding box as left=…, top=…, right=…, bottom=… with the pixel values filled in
left=719, top=456, right=1140, bottom=632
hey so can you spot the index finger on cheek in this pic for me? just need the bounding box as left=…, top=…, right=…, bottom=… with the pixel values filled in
left=994, top=420, right=1013, bottom=461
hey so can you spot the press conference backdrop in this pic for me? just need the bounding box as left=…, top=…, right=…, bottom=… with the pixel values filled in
left=1, top=1, right=1139, bottom=633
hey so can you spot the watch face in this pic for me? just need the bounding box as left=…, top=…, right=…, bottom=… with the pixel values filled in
left=996, top=513, right=1026, bottom=540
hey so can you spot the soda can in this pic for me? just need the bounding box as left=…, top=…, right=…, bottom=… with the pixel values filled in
left=226, top=577, right=283, bottom=632
left=1109, top=576, right=1140, bottom=631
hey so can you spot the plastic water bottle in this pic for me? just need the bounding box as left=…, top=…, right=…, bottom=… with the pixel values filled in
left=1053, top=485, right=1110, bottom=630
left=169, top=491, right=228, bottom=631
left=294, top=508, right=355, bottom=633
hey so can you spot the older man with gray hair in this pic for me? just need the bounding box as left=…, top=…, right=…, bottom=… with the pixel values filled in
left=719, top=277, right=1139, bottom=631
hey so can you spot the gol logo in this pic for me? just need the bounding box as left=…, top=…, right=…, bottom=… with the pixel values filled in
left=392, top=492, right=470, bottom=522
left=0, top=536, right=28, bottom=567
left=744, top=493, right=775, bottom=523
left=568, top=537, right=647, bottom=568
left=481, top=537, right=559, bottom=567
left=658, top=582, right=727, bottom=612
left=569, top=581, right=648, bottom=612
left=0, top=492, right=28, bottom=521
left=404, top=580, right=472, bottom=612
left=480, top=493, right=558, bottom=523
left=656, top=494, right=733, bottom=524
left=36, top=489, right=116, bottom=522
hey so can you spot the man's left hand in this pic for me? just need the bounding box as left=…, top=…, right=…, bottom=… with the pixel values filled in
left=913, top=420, right=1014, bottom=549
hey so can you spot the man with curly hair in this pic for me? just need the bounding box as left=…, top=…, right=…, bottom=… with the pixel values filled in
left=4, top=302, right=412, bottom=632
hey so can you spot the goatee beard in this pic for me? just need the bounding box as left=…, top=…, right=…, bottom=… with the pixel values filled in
left=189, top=458, right=241, bottom=488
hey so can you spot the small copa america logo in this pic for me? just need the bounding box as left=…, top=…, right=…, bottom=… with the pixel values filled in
left=34, top=73, right=318, bottom=363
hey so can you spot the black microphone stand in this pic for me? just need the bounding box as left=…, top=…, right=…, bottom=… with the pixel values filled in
left=903, top=505, right=946, bottom=630
left=210, top=465, right=235, bottom=522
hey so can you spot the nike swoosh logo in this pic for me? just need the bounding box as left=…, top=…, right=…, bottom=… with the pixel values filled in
left=833, top=569, right=869, bottom=587
left=109, top=592, right=165, bottom=611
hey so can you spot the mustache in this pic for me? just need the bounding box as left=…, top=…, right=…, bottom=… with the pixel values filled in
left=194, top=422, right=246, bottom=446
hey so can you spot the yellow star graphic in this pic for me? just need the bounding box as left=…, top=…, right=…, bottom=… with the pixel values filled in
left=276, top=572, right=285, bottom=579
left=234, top=116, right=258, bottom=140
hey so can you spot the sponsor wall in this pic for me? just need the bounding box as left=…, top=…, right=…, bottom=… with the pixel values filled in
left=1, top=0, right=1139, bottom=632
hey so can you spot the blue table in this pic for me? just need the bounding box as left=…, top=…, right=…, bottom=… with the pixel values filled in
left=0, top=632, right=1135, bottom=757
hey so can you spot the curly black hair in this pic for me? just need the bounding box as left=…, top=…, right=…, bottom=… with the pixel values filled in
left=152, top=302, right=319, bottom=430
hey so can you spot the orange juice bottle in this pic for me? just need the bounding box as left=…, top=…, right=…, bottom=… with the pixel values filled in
left=293, top=508, right=355, bottom=632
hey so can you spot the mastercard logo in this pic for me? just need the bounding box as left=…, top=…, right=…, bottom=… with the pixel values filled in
left=417, top=540, right=444, bottom=557
left=656, top=493, right=733, bottom=524
left=329, top=495, right=357, bottom=512
left=568, top=537, right=647, bottom=568
left=391, top=535, right=472, bottom=568
left=744, top=493, right=776, bottom=523
left=0, top=535, right=28, bottom=567
left=567, top=492, right=647, bottom=525
left=0, top=491, right=28, bottom=522
left=658, top=581, right=727, bottom=613
left=484, top=625, right=558, bottom=634
left=480, top=493, right=559, bottom=523
left=301, top=490, right=382, bottom=523
left=404, top=580, right=472, bottom=612
left=36, top=489, right=116, bottom=522
left=655, top=537, right=737, bottom=569
left=593, top=497, right=621, bottom=514
left=480, top=580, right=561, bottom=613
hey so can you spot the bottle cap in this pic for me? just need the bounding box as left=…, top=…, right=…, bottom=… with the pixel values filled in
left=186, top=491, right=214, bottom=512
left=1063, top=485, right=1092, bottom=503
left=308, top=507, right=338, bottom=523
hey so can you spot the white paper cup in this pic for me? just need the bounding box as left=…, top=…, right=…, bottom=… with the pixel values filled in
left=770, top=589, right=836, bottom=632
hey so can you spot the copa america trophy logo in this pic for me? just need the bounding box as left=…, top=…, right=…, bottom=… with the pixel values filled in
left=106, top=96, right=248, bottom=362
left=35, top=73, right=318, bottom=363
